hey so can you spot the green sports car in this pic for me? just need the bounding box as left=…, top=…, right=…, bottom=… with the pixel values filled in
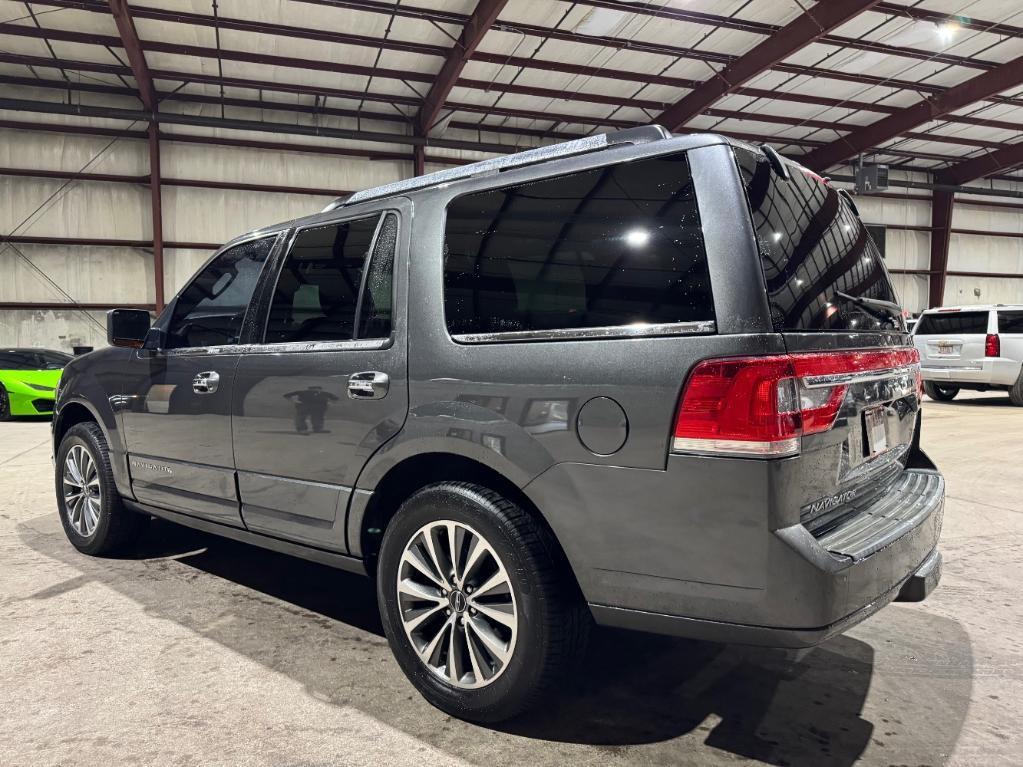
left=0, top=348, right=73, bottom=420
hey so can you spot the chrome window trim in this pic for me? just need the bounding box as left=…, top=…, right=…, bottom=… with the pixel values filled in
left=801, top=364, right=919, bottom=389
left=159, top=337, right=391, bottom=357
left=451, top=320, right=716, bottom=344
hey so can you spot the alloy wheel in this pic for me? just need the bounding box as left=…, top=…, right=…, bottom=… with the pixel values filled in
left=396, top=520, right=518, bottom=689
left=63, top=444, right=101, bottom=537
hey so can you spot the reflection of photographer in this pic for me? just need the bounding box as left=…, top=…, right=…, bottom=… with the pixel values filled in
left=284, top=386, right=338, bottom=433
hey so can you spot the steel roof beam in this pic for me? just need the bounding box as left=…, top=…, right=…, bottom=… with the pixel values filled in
left=12, top=8, right=1021, bottom=111
left=936, top=142, right=1023, bottom=186
left=105, top=0, right=155, bottom=110
left=417, top=0, right=508, bottom=136
left=657, top=0, right=882, bottom=130
left=802, top=53, right=1023, bottom=173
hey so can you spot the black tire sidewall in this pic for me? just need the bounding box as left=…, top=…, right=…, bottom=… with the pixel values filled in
left=0, top=385, right=10, bottom=420
left=55, top=423, right=124, bottom=555
left=377, top=484, right=553, bottom=722
left=925, top=382, right=959, bottom=401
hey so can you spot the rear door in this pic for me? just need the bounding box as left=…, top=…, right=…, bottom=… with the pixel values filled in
left=734, top=146, right=918, bottom=530
left=231, top=207, right=408, bottom=551
left=914, top=310, right=991, bottom=371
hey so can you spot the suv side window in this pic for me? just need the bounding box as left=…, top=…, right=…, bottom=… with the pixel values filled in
left=998, top=311, right=1023, bottom=333
left=264, top=213, right=395, bottom=343
left=165, top=236, right=276, bottom=349
left=443, top=151, right=713, bottom=337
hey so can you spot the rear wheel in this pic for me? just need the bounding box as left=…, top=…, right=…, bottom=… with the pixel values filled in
left=377, top=482, right=589, bottom=723
left=55, top=422, right=148, bottom=555
left=924, top=382, right=959, bottom=401
left=1010, top=372, right=1023, bottom=406
left=0, top=385, right=11, bottom=421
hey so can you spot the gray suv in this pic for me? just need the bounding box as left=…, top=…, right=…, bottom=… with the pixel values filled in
left=52, top=126, right=944, bottom=722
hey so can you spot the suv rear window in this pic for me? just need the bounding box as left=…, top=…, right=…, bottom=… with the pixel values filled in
left=733, top=146, right=901, bottom=332
left=443, top=151, right=713, bottom=338
left=916, top=311, right=989, bottom=335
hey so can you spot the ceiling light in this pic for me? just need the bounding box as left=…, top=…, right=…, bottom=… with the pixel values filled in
left=937, top=21, right=960, bottom=45
left=624, top=229, right=650, bottom=248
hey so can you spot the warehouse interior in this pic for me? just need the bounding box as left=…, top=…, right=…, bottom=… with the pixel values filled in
left=3, top=0, right=1023, bottom=347
left=2, top=2, right=1023, bottom=766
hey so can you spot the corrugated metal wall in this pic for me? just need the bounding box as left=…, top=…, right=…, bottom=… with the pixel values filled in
left=4, top=126, right=1023, bottom=351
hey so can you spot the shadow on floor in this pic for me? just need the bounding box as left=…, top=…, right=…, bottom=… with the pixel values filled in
left=21, top=515, right=973, bottom=767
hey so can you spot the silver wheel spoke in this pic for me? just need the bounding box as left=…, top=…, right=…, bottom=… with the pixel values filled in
left=401, top=546, right=447, bottom=590
left=419, top=616, right=452, bottom=665
left=470, top=599, right=516, bottom=629
left=403, top=603, right=446, bottom=633
left=447, top=618, right=465, bottom=683
left=467, top=615, right=511, bottom=666
left=397, top=519, right=518, bottom=690
left=398, top=577, right=444, bottom=603
left=471, top=570, right=510, bottom=600
left=464, top=622, right=487, bottom=683
left=422, top=531, right=452, bottom=591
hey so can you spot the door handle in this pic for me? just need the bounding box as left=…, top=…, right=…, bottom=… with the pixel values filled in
left=348, top=371, right=389, bottom=400
left=192, top=371, right=220, bottom=394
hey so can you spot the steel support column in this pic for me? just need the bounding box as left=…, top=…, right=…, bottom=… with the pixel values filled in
left=928, top=190, right=955, bottom=308
left=148, top=124, right=165, bottom=312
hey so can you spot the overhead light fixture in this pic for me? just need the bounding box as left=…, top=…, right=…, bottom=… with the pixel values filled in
left=624, top=228, right=650, bottom=248
left=937, top=21, right=960, bottom=44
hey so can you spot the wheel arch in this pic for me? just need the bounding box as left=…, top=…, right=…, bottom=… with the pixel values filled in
left=354, top=451, right=576, bottom=593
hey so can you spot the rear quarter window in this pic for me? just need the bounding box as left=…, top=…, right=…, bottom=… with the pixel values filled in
left=998, top=311, right=1023, bottom=333
left=916, top=312, right=990, bottom=335
left=442, top=151, right=713, bottom=338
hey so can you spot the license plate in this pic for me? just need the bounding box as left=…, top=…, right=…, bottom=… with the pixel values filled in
left=936, top=341, right=954, bottom=354
left=864, top=406, right=888, bottom=456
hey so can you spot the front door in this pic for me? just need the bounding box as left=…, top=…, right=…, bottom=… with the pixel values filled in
left=231, top=209, right=408, bottom=550
left=120, top=235, right=279, bottom=526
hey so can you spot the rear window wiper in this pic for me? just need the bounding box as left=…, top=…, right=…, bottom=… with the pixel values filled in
left=833, top=290, right=904, bottom=323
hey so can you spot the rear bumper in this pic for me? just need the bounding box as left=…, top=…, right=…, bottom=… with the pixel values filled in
left=526, top=458, right=944, bottom=648
left=591, top=549, right=941, bottom=648
left=921, top=358, right=1021, bottom=387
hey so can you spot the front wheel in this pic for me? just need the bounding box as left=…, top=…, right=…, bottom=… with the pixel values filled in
left=924, top=382, right=959, bottom=401
left=377, top=482, right=589, bottom=723
left=55, top=422, right=148, bottom=555
left=1010, top=372, right=1023, bottom=406
left=0, top=385, right=11, bottom=421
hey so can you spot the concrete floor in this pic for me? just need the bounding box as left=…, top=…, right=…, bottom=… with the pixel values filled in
left=1, top=393, right=1020, bottom=767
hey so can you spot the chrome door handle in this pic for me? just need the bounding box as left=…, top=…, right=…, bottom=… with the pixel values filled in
left=348, top=371, right=389, bottom=399
left=192, top=371, right=220, bottom=394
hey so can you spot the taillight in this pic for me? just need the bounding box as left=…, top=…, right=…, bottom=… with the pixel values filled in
left=673, top=348, right=920, bottom=458
left=986, top=334, right=1000, bottom=357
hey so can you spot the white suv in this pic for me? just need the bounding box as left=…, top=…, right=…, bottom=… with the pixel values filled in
left=912, top=305, right=1023, bottom=405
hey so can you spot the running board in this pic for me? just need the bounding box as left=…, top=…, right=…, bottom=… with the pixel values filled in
left=123, top=499, right=367, bottom=576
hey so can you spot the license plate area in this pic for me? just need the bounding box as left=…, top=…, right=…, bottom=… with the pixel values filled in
left=863, top=406, right=888, bottom=457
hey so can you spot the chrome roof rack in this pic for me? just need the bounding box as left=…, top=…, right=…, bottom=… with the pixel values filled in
left=322, top=125, right=671, bottom=212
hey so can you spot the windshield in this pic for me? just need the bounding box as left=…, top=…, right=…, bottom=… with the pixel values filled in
left=733, top=145, right=903, bottom=333
left=0, top=350, right=72, bottom=371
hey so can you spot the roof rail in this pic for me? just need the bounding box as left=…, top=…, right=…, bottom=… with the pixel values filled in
left=322, top=124, right=671, bottom=212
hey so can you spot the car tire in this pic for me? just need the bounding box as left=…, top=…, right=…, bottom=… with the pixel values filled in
left=377, top=482, right=589, bottom=723
left=55, top=422, right=148, bottom=556
left=1010, top=373, right=1023, bottom=407
left=0, top=385, right=10, bottom=421
left=924, top=382, right=959, bottom=402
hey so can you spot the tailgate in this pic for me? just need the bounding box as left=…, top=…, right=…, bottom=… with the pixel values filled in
left=913, top=310, right=991, bottom=370
left=782, top=335, right=921, bottom=530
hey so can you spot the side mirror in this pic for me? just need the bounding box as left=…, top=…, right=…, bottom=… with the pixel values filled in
left=107, top=309, right=152, bottom=349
